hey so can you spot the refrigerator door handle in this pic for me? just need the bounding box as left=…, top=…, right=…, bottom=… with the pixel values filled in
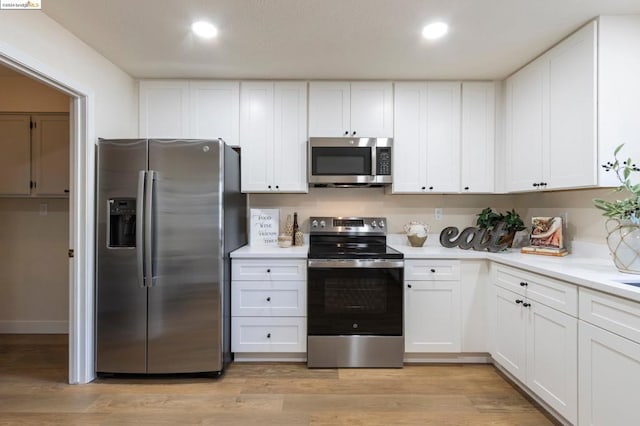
left=136, top=170, right=146, bottom=288
left=145, top=170, right=156, bottom=288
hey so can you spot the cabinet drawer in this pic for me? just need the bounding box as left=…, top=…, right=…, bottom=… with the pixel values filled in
left=232, top=317, right=306, bottom=352
left=404, top=260, right=460, bottom=281
left=580, top=287, right=640, bottom=344
left=493, top=264, right=577, bottom=316
left=232, top=281, right=306, bottom=316
left=232, top=259, right=306, bottom=281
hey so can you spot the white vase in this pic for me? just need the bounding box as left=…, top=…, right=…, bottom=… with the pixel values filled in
left=606, top=219, right=640, bottom=274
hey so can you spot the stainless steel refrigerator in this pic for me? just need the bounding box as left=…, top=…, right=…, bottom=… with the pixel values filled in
left=95, top=138, right=246, bottom=374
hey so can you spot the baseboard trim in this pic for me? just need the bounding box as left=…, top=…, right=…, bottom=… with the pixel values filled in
left=0, top=320, right=69, bottom=334
left=234, top=352, right=307, bottom=362
left=404, top=353, right=491, bottom=364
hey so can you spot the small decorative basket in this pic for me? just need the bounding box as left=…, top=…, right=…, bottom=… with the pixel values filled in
left=407, top=234, right=428, bottom=247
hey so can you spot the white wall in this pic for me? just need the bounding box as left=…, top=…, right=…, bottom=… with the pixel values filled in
left=0, top=11, right=138, bottom=138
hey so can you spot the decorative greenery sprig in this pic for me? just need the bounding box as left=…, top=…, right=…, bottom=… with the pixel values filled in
left=476, top=207, right=525, bottom=233
left=593, top=144, right=640, bottom=224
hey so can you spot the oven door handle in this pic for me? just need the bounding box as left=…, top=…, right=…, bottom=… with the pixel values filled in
left=308, top=259, right=404, bottom=269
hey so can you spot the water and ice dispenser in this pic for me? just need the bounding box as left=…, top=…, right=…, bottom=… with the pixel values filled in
left=108, top=198, right=136, bottom=248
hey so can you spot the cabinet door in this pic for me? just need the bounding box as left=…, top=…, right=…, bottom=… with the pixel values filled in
left=526, top=301, right=577, bottom=424
left=493, top=286, right=527, bottom=382
left=392, top=83, right=427, bottom=193
left=189, top=81, right=240, bottom=146
left=308, top=82, right=350, bottom=137
left=505, top=61, right=546, bottom=192
left=0, top=115, right=31, bottom=195
left=461, top=82, right=495, bottom=193
left=240, top=82, right=275, bottom=192
left=405, top=280, right=461, bottom=352
left=139, top=80, right=189, bottom=138
left=425, top=82, right=461, bottom=193
left=546, top=21, right=597, bottom=190
left=273, top=82, right=308, bottom=193
left=579, top=321, right=640, bottom=426
left=350, top=82, right=393, bottom=137
left=31, top=114, right=70, bottom=196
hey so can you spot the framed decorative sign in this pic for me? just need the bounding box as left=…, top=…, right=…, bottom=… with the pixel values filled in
left=249, top=208, right=279, bottom=246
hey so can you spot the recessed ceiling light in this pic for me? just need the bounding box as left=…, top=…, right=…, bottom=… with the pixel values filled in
left=422, top=22, right=448, bottom=40
left=191, top=21, right=218, bottom=39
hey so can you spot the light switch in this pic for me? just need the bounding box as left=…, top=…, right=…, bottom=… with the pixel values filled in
left=39, top=203, right=48, bottom=216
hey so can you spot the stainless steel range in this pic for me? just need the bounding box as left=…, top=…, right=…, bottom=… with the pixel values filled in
left=307, top=216, right=404, bottom=368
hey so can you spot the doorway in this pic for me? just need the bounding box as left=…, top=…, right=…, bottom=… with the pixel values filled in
left=0, top=51, right=93, bottom=384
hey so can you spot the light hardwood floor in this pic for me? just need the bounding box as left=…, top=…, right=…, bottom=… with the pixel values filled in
left=0, top=334, right=556, bottom=425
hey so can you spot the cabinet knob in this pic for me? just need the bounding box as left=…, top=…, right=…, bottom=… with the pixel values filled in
left=421, top=186, right=426, bottom=190
left=430, top=268, right=436, bottom=273
left=268, top=185, right=272, bottom=189
left=266, top=297, right=271, bottom=302
left=532, top=183, right=539, bottom=187
left=266, top=269, right=271, bottom=273
left=344, top=131, right=349, bottom=136
left=275, top=185, right=279, bottom=189
left=519, top=281, right=528, bottom=287
left=515, top=299, right=523, bottom=304
left=64, top=189, right=70, bottom=193
left=464, top=186, right=469, bottom=190
left=266, top=333, right=271, bottom=339
left=429, top=186, right=434, bottom=190
left=352, top=131, right=356, bottom=136
left=540, top=182, right=547, bottom=187
left=407, top=284, right=412, bottom=288
left=523, top=302, right=531, bottom=308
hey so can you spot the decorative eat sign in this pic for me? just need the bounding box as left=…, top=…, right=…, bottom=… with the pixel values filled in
left=439, top=221, right=510, bottom=253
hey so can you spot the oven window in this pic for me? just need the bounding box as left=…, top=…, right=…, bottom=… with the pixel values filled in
left=307, top=267, right=403, bottom=336
left=312, top=147, right=372, bottom=175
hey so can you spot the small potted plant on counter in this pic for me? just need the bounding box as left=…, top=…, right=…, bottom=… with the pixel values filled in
left=593, top=144, right=640, bottom=273
left=476, top=207, right=526, bottom=247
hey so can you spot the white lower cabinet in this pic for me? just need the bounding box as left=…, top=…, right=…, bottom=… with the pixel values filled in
left=404, top=260, right=461, bottom=352
left=231, top=258, right=307, bottom=354
left=578, top=288, right=640, bottom=426
left=491, top=265, right=577, bottom=424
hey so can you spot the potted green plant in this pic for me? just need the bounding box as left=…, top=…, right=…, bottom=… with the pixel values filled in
left=593, top=144, right=640, bottom=273
left=476, top=207, right=526, bottom=247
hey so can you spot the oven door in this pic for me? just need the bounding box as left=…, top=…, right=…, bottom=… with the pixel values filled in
left=307, top=259, right=403, bottom=336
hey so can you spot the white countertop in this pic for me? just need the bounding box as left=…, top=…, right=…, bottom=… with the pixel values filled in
left=231, top=235, right=640, bottom=302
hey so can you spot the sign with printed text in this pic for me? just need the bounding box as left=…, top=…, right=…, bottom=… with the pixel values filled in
left=1, top=0, right=41, bottom=9
left=250, top=209, right=279, bottom=247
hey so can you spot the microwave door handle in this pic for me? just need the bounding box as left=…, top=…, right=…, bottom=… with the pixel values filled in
left=136, top=170, right=146, bottom=288
left=371, top=145, right=377, bottom=176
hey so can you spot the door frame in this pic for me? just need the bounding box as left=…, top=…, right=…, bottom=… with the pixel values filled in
left=0, top=43, right=95, bottom=384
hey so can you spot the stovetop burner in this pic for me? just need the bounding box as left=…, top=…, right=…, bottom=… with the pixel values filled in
left=308, top=216, right=403, bottom=260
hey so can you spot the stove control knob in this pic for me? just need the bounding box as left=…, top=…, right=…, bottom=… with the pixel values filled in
left=379, top=220, right=385, bottom=228
left=311, top=220, right=318, bottom=228
left=371, top=221, right=377, bottom=228
left=319, top=220, right=326, bottom=228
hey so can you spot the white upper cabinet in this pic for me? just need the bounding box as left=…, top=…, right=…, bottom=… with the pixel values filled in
left=139, top=80, right=190, bottom=139
left=139, top=80, right=240, bottom=145
left=31, top=114, right=70, bottom=197
left=308, top=81, right=393, bottom=137
left=240, top=81, right=308, bottom=193
left=392, top=82, right=463, bottom=193
left=0, top=115, right=31, bottom=195
left=189, top=81, right=240, bottom=145
left=0, top=114, right=69, bottom=198
left=505, top=18, right=640, bottom=192
left=461, top=82, right=495, bottom=193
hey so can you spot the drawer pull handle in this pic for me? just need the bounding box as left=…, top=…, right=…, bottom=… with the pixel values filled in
left=515, top=299, right=523, bottom=304
left=523, top=302, right=531, bottom=308
left=430, top=268, right=436, bottom=273
left=266, top=297, right=271, bottom=302
left=520, top=281, right=528, bottom=287
left=266, top=333, right=271, bottom=339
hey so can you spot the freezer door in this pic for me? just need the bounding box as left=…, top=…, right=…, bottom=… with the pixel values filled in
left=96, top=138, right=148, bottom=373
left=147, top=139, right=223, bottom=373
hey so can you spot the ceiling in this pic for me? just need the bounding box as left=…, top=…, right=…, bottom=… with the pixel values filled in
left=41, top=0, right=640, bottom=80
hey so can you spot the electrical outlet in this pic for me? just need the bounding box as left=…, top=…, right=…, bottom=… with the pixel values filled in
left=39, top=203, right=48, bottom=216
left=435, top=208, right=443, bottom=221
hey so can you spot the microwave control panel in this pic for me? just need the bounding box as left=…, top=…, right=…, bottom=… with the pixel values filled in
left=376, top=147, right=392, bottom=175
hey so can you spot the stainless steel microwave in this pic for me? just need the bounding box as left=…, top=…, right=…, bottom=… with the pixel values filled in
left=308, top=137, right=393, bottom=187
